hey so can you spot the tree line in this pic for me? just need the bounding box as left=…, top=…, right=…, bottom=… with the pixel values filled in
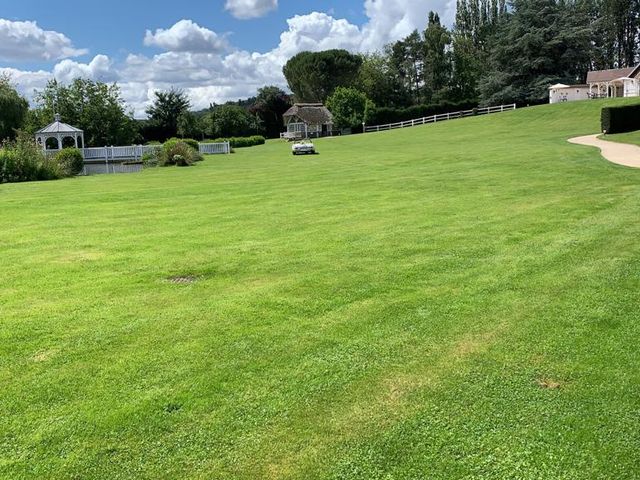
left=1, top=0, right=639, bottom=144
left=282, top=0, right=639, bottom=129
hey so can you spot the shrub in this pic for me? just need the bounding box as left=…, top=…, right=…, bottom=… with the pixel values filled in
left=0, top=135, right=64, bottom=183
left=158, top=139, right=202, bottom=167
left=168, top=137, right=199, bottom=151
left=141, top=151, right=159, bottom=167
left=601, top=104, right=640, bottom=134
left=54, top=148, right=84, bottom=176
left=173, top=155, right=190, bottom=167
left=207, top=135, right=265, bottom=148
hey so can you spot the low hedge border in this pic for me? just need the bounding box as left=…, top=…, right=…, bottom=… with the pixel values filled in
left=203, top=136, right=266, bottom=148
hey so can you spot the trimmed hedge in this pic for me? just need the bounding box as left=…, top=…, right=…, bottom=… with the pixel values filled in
left=205, top=136, right=265, bottom=148
left=601, top=104, right=640, bottom=134
left=366, top=99, right=479, bottom=126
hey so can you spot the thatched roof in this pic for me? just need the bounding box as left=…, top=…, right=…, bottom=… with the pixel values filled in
left=283, top=103, right=333, bottom=125
left=587, top=65, right=640, bottom=83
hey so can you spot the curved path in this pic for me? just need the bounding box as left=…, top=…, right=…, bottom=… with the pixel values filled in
left=568, top=134, right=640, bottom=168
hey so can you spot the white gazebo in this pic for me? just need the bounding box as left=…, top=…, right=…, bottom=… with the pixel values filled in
left=35, top=114, right=85, bottom=151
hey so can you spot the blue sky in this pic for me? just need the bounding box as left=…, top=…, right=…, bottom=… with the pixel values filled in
left=0, top=0, right=455, bottom=116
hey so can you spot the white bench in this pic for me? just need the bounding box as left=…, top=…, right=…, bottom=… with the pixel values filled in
left=280, top=131, right=304, bottom=141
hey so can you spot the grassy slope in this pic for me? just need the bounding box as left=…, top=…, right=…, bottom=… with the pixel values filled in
left=603, top=130, right=640, bottom=146
left=1, top=98, right=640, bottom=479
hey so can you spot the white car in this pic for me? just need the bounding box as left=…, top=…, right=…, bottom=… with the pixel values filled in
left=292, top=141, right=316, bottom=155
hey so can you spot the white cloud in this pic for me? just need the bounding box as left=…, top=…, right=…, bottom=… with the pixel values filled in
left=4, top=1, right=456, bottom=118
left=53, top=55, right=117, bottom=83
left=225, top=0, right=278, bottom=19
left=0, top=19, right=87, bottom=61
left=0, top=66, right=51, bottom=94
left=361, top=0, right=457, bottom=51
left=275, top=12, right=363, bottom=58
left=144, top=20, right=229, bottom=53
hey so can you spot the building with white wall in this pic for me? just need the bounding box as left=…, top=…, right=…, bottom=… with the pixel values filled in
left=549, top=84, right=590, bottom=104
left=549, top=64, right=640, bottom=103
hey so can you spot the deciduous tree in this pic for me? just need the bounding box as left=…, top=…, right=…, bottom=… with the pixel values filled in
left=206, top=104, right=260, bottom=138
left=32, top=79, right=137, bottom=147
left=326, top=87, right=374, bottom=130
left=146, top=88, right=191, bottom=140
left=0, top=74, right=28, bottom=141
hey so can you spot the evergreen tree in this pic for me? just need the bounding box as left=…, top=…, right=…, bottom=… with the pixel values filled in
left=251, top=86, right=292, bottom=139
left=423, top=12, right=452, bottom=102
left=283, top=50, right=362, bottom=102
left=479, top=0, right=593, bottom=105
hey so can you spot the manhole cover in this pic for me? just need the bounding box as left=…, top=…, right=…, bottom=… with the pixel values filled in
left=167, top=275, right=198, bottom=285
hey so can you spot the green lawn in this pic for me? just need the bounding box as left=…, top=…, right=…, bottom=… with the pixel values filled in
left=603, top=129, right=640, bottom=147
left=2, top=98, right=640, bottom=479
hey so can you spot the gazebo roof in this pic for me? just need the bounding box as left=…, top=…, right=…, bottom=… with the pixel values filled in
left=35, top=114, right=83, bottom=135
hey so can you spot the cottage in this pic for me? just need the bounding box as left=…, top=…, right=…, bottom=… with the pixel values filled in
left=549, top=64, right=640, bottom=103
left=586, top=65, right=640, bottom=98
left=282, top=103, right=333, bottom=140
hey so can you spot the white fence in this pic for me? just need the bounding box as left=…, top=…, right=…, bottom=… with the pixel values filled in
left=79, top=141, right=230, bottom=161
left=82, top=145, right=161, bottom=161
left=198, top=142, right=231, bottom=155
left=364, top=104, right=517, bottom=133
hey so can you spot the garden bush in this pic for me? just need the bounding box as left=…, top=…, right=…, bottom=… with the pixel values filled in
left=172, top=155, right=191, bottom=167
left=141, top=151, right=159, bottom=168
left=158, top=139, right=202, bottom=167
left=168, top=137, right=199, bottom=151
left=601, top=104, right=640, bottom=134
left=0, top=135, right=65, bottom=183
left=54, top=148, right=84, bottom=176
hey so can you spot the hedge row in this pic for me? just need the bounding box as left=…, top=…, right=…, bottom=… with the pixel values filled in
left=204, top=136, right=266, bottom=148
left=601, top=104, right=640, bottom=134
left=366, top=99, right=479, bottom=126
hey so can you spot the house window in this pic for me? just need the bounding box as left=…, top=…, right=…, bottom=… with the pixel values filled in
left=287, top=122, right=306, bottom=133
